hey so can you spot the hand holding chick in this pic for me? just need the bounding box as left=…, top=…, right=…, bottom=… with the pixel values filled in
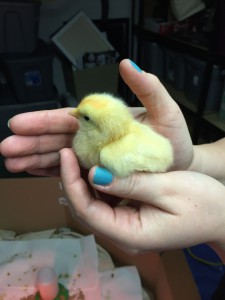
left=69, top=93, right=173, bottom=178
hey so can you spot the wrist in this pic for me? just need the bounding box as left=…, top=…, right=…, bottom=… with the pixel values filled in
left=187, top=142, right=225, bottom=184
left=187, top=145, right=199, bottom=173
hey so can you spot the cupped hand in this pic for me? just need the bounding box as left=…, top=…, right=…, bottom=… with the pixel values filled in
left=60, top=147, right=225, bottom=253
left=1, top=58, right=193, bottom=176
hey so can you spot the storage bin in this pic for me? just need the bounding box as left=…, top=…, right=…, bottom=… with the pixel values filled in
left=1, top=40, right=55, bottom=103
left=184, top=55, right=206, bottom=104
left=0, top=0, right=41, bottom=54
left=205, top=65, right=224, bottom=113
left=219, top=84, right=225, bottom=121
left=164, top=49, right=185, bottom=89
left=184, top=55, right=224, bottom=112
left=142, top=41, right=164, bottom=78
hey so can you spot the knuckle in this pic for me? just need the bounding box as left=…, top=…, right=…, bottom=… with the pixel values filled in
left=121, top=174, right=139, bottom=199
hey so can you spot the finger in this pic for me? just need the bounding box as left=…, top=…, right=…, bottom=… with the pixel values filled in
left=8, top=108, right=78, bottom=135
left=89, top=167, right=184, bottom=214
left=1, top=133, right=74, bottom=157
left=4, top=152, right=60, bottom=173
left=60, top=149, right=141, bottom=239
left=60, top=150, right=187, bottom=252
left=60, top=148, right=118, bottom=218
left=119, top=59, right=180, bottom=124
left=60, top=148, right=94, bottom=211
left=60, top=148, right=115, bottom=227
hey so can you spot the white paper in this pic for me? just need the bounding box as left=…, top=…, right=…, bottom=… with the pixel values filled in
left=0, top=232, right=147, bottom=300
left=0, top=235, right=100, bottom=299
left=100, top=266, right=143, bottom=300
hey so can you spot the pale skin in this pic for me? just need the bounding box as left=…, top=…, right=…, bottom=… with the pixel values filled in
left=1, top=59, right=225, bottom=260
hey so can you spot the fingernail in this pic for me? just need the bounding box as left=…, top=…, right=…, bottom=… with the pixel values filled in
left=129, top=59, right=142, bottom=73
left=7, top=119, right=11, bottom=128
left=93, top=167, right=113, bottom=185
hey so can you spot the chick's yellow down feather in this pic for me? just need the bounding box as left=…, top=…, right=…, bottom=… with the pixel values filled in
left=69, top=93, right=173, bottom=177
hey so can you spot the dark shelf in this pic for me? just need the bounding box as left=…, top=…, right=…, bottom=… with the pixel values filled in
left=136, top=24, right=225, bottom=66
left=163, top=81, right=225, bottom=134
left=136, top=29, right=225, bottom=143
left=163, top=81, right=197, bottom=113
left=203, top=113, right=225, bottom=133
left=137, top=28, right=211, bottom=61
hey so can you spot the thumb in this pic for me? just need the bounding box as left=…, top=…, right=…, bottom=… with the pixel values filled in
left=89, top=166, right=175, bottom=212
left=119, top=59, right=179, bottom=122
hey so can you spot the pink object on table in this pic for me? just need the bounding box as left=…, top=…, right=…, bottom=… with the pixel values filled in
left=36, top=267, right=59, bottom=300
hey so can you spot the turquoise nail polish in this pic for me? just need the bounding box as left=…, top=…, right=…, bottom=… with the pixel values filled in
left=129, top=59, right=142, bottom=73
left=93, top=167, right=113, bottom=185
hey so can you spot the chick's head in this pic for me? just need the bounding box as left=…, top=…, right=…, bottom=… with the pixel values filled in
left=69, top=93, right=133, bottom=145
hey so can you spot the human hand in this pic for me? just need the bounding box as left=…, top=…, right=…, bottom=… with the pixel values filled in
left=1, top=58, right=193, bottom=176
left=120, top=59, right=193, bottom=170
left=0, top=108, right=78, bottom=176
left=60, top=148, right=225, bottom=254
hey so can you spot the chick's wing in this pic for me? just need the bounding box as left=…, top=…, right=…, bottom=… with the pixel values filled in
left=100, top=123, right=173, bottom=178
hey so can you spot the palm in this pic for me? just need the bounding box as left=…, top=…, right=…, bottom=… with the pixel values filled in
left=131, top=104, right=193, bottom=170
left=61, top=148, right=225, bottom=253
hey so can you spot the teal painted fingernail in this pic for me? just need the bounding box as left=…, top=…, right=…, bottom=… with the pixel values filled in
left=129, top=59, right=142, bottom=73
left=93, top=167, right=113, bottom=185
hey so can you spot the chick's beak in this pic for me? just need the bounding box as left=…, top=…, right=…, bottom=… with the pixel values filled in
left=68, top=108, right=79, bottom=118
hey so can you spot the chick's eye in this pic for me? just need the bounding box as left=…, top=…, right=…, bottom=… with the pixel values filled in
left=83, top=116, right=90, bottom=121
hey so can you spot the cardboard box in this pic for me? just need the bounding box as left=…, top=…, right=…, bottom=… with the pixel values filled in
left=63, top=61, right=119, bottom=100
left=0, top=177, right=201, bottom=299
left=51, top=11, right=119, bottom=100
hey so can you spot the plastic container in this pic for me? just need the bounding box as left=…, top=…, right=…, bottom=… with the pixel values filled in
left=184, top=55, right=206, bottom=104
left=164, top=49, right=185, bottom=90
left=1, top=40, right=55, bottom=103
left=205, top=65, right=224, bottom=113
left=36, top=267, right=59, bottom=300
left=0, top=0, right=41, bottom=54
left=219, top=83, right=225, bottom=121
left=184, top=55, right=224, bottom=112
left=142, top=41, right=164, bottom=78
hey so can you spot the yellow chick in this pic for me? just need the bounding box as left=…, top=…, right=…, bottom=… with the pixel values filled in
left=69, top=93, right=173, bottom=177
